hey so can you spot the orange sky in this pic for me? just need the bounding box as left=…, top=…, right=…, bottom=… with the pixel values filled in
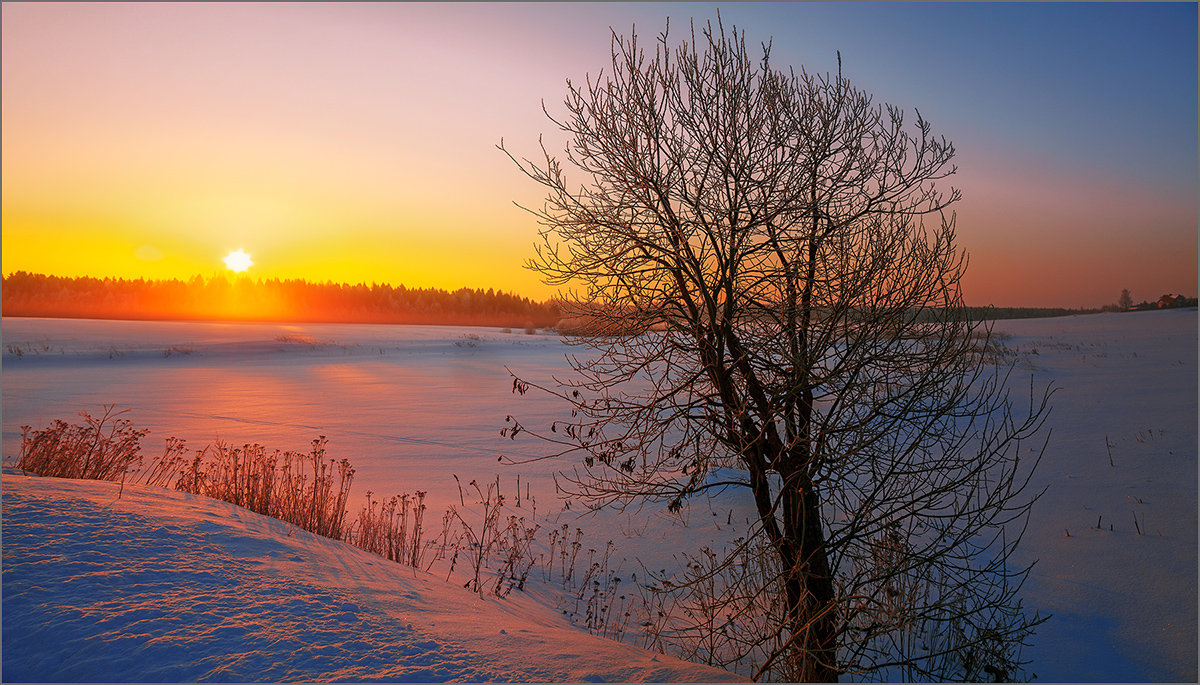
left=3, top=3, right=1196, bottom=308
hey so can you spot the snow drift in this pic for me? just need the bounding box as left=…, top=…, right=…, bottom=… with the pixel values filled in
left=1, top=472, right=743, bottom=682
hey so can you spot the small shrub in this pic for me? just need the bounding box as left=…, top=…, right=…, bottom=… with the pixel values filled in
left=12, top=406, right=146, bottom=481
left=451, top=476, right=507, bottom=592
left=348, top=490, right=428, bottom=566
left=139, top=437, right=190, bottom=488
left=164, top=437, right=355, bottom=540
left=493, top=514, right=540, bottom=596
left=10, top=408, right=651, bottom=648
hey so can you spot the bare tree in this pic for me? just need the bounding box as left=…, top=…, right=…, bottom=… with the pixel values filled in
left=1119, top=289, right=1134, bottom=311
left=501, top=19, right=1051, bottom=682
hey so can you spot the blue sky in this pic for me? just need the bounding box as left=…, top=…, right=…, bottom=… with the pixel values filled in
left=583, top=2, right=1197, bottom=193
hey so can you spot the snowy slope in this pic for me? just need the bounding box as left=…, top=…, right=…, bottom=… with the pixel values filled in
left=1, top=472, right=744, bottom=683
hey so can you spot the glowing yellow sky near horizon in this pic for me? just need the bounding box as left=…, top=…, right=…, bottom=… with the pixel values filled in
left=2, top=3, right=1195, bottom=308
left=1, top=158, right=549, bottom=294
left=1, top=2, right=569, bottom=300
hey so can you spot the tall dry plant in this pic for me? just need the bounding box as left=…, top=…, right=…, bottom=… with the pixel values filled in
left=348, top=490, right=429, bottom=566
left=12, top=405, right=146, bottom=481
left=169, top=437, right=355, bottom=540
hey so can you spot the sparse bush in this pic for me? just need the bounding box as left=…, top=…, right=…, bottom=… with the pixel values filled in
left=493, top=514, right=540, bottom=596
left=540, top=523, right=586, bottom=588
left=165, top=437, right=355, bottom=540
left=451, top=476, right=507, bottom=592
left=139, top=437, right=190, bottom=488
left=576, top=542, right=629, bottom=637
left=348, top=490, right=428, bottom=566
left=429, top=508, right=465, bottom=578
left=12, top=406, right=147, bottom=481
left=454, top=334, right=481, bottom=348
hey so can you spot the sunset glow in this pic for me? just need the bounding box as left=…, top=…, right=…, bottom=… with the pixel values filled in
left=1, top=4, right=1196, bottom=677
left=223, top=249, right=253, bottom=273
left=1, top=3, right=1195, bottom=308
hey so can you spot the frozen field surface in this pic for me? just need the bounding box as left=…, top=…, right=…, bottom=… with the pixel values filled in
left=981, top=310, right=1197, bottom=682
left=2, top=310, right=1196, bottom=681
left=2, top=320, right=573, bottom=515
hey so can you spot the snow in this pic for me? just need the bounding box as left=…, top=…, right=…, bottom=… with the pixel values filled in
left=1, top=472, right=742, bottom=682
left=984, top=310, right=1197, bottom=682
left=2, top=309, right=1196, bottom=681
left=1, top=320, right=571, bottom=516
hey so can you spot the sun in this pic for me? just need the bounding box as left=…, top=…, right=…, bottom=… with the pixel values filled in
left=223, top=249, right=253, bottom=273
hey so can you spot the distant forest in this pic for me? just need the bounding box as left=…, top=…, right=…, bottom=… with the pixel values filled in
left=3, top=271, right=1187, bottom=329
left=2, top=272, right=561, bottom=328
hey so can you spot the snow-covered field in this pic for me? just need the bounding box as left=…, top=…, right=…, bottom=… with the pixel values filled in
left=2, top=310, right=1196, bottom=681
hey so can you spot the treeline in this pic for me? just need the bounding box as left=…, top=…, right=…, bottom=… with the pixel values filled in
left=2, top=271, right=561, bottom=328
left=965, top=306, right=1101, bottom=320
left=6, top=271, right=1189, bottom=328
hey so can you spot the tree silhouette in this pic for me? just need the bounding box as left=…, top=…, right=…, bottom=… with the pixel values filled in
left=1119, top=289, right=1134, bottom=311
left=503, top=19, right=1051, bottom=681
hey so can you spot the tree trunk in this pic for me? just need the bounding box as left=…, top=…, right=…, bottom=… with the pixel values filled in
left=780, top=475, right=838, bottom=682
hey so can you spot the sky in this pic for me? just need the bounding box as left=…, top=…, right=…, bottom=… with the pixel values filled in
left=2, top=2, right=1196, bottom=308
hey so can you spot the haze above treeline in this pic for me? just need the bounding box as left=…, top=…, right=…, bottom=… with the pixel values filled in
left=7, top=272, right=1192, bottom=329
